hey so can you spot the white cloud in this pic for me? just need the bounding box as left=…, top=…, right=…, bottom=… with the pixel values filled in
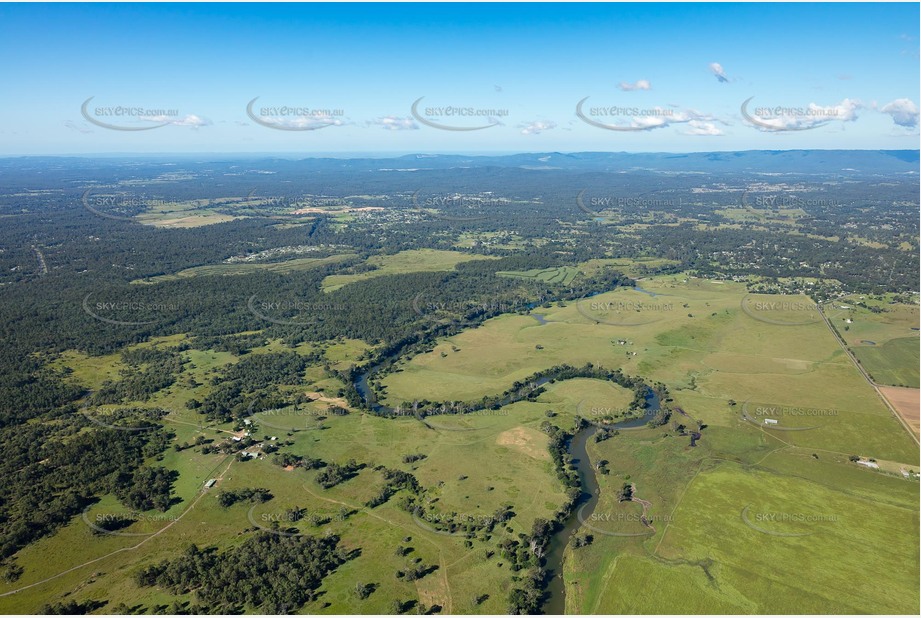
left=64, top=120, right=93, bottom=134
left=828, top=99, right=861, bottom=121
left=628, top=114, right=672, bottom=130
left=519, top=120, right=556, bottom=135
left=880, top=98, right=919, bottom=128
left=262, top=115, right=344, bottom=130
left=173, top=114, right=210, bottom=128
left=592, top=107, right=727, bottom=132
left=683, top=120, right=725, bottom=136
left=369, top=116, right=418, bottom=130
left=746, top=99, right=862, bottom=131
left=142, top=114, right=211, bottom=128
left=618, top=79, right=651, bottom=91
left=899, top=33, right=920, bottom=58
left=709, top=62, right=729, bottom=83
left=294, top=116, right=343, bottom=130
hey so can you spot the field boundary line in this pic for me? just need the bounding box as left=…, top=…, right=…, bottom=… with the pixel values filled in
left=590, top=554, right=622, bottom=614
left=818, top=305, right=919, bottom=446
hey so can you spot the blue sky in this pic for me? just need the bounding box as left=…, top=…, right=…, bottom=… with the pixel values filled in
left=0, top=2, right=918, bottom=155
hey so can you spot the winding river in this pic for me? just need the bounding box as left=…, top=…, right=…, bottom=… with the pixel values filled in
left=354, top=368, right=556, bottom=416
left=350, top=298, right=661, bottom=615
left=541, top=389, right=660, bottom=615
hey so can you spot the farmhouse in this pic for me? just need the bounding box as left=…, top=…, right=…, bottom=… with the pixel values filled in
left=763, top=418, right=779, bottom=425
left=204, top=479, right=216, bottom=488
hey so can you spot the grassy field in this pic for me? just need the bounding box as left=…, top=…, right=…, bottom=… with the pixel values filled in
left=452, top=231, right=530, bottom=251
left=542, top=378, right=638, bottom=421
left=6, top=273, right=919, bottom=615
left=0, top=414, right=566, bottom=614
left=827, top=293, right=920, bottom=387
left=321, top=249, right=496, bottom=293
left=132, top=254, right=357, bottom=285
left=379, top=275, right=916, bottom=462
left=649, top=462, right=916, bottom=613
left=852, top=337, right=919, bottom=388
left=577, top=457, right=918, bottom=614
left=563, top=425, right=721, bottom=613
left=371, top=272, right=919, bottom=613
left=719, top=207, right=805, bottom=226
left=1, top=337, right=568, bottom=615
left=560, top=415, right=918, bottom=614
left=496, top=266, right=580, bottom=286
left=132, top=198, right=244, bottom=228
left=579, top=257, right=680, bottom=279
left=49, top=349, right=127, bottom=391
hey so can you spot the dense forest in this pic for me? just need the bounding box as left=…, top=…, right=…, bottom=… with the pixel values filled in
left=135, top=533, right=355, bottom=613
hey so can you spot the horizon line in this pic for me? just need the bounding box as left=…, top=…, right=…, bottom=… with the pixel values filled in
left=1, top=148, right=918, bottom=161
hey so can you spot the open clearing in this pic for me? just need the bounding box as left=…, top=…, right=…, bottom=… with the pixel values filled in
left=132, top=254, right=357, bottom=284
left=2, top=339, right=568, bottom=615
left=851, top=337, right=919, bottom=388
left=584, top=461, right=917, bottom=614
left=381, top=275, right=917, bottom=462
left=879, top=386, right=921, bottom=438
left=495, top=426, right=551, bottom=461
left=831, top=294, right=919, bottom=387
left=321, top=249, right=496, bottom=292
left=132, top=199, right=244, bottom=228
left=7, top=271, right=919, bottom=615
left=497, top=266, right=579, bottom=286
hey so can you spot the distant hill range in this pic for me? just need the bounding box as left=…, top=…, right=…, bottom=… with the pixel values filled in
left=260, top=150, right=921, bottom=175
left=311, top=150, right=920, bottom=175
left=7, top=150, right=919, bottom=175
